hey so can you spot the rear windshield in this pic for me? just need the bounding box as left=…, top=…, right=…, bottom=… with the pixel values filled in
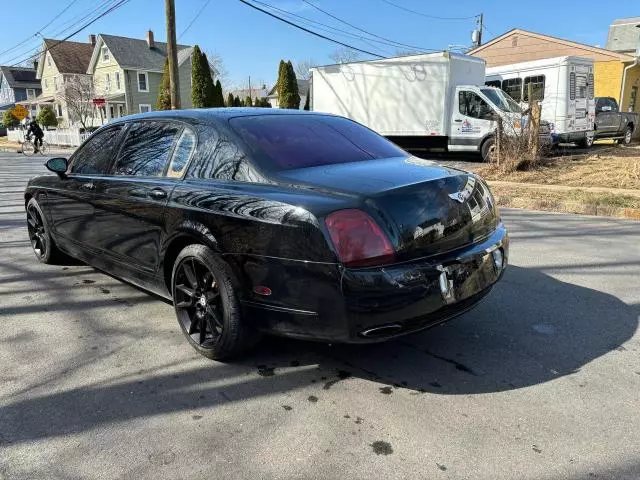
left=229, top=115, right=407, bottom=171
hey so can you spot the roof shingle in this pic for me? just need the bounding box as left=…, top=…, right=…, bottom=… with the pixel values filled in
left=43, top=38, right=94, bottom=74
left=0, top=66, right=41, bottom=89
left=100, top=34, right=191, bottom=71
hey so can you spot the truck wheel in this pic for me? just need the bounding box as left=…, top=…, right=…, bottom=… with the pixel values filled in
left=481, top=138, right=495, bottom=162
left=578, top=133, right=593, bottom=149
left=618, top=126, right=633, bottom=145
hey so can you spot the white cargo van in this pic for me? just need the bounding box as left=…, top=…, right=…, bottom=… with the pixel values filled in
left=486, top=56, right=595, bottom=147
left=310, top=52, right=530, bottom=161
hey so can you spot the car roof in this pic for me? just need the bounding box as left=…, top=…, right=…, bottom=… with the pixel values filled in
left=109, top=107, right=329, bottom=126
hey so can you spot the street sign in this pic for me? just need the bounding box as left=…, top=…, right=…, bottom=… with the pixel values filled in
left=12, top=104, right=29, bottom=120
left=93, top=98, right=105, bottom=107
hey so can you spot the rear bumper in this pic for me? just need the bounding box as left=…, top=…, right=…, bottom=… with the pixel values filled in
left=239, top=224, right=509, bottom=343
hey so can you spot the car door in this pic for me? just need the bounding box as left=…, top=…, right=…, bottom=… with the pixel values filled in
left=90, top=120, right=192, bottom=273
left=45, top=125, right=125, bottom=250
left=595, top=98, right=618, bottom=135
left=450, top=89, right=495, bottom=151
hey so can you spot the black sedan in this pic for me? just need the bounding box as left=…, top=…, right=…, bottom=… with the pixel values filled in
left=25, top=109, right=508, bottom=360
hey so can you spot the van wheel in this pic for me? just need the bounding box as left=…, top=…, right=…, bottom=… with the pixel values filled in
left=578, top=133, right=594, bottom=148
left=171, top=244, right=259, bottom=360
left=481, top=137, right=495, bottom=162
left=618, top=126, right=633, bottom=145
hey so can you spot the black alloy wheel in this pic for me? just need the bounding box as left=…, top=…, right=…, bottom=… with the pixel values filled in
left=171, top=244, right=258, bottom=360
left=174, top=257, right=224, bottom=349
left=26, top=198, right=57, bottom=263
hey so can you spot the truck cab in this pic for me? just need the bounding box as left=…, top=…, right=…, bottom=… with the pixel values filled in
left=450, top=85, right=547, bottom=161
left=594, top=97, right=637, bottom=144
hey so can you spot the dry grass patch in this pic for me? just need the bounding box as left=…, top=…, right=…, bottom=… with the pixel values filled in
left=479, top=146, right=640, bottom=190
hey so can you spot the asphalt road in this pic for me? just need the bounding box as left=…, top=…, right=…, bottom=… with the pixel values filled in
left=0, top=152, right=639, bottom=480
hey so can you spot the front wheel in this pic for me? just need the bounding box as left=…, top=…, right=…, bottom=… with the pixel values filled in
left=26, top=197, right=60, bottom=264
left=171, top=244, right=258, bottom=360
left=481, top=137, right=495, bottom=163
left=618, top=126, right=633, bottom=145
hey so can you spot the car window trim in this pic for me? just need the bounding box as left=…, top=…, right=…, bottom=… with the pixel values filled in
left=162, top=125, right=201, bottom=179
left=108, top=119, right=189, bottom=179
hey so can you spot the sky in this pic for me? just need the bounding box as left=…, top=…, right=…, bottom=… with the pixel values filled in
left=0, top=0, right=634, bottom=89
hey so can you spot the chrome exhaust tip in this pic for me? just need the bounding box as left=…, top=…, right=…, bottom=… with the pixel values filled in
left=360, top=324, right=403, bottom=338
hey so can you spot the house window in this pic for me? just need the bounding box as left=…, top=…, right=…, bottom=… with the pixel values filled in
left=105, top=73, right=111, bottom=91
left=26, top=88, right=36, bottom=100
left=115, top=72, right=121, bottom=90
left=102, top=46, right=109, bottom=63
left=139, top=104, right=151, bottom=113
left=512, top=36, right=518, bottom=47
left=502, top=77, right=522, bottom=102
left=137, top=72, right=149, bottom=92
left=47, top=54, right=51, bottom=67
left=53, top=76, right=58, bottom=91
left=523, top=75, right=545, bottom=101
left=56, top=104, right=63, bottom=117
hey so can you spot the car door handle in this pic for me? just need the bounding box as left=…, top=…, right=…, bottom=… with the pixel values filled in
left=454, top=119, right=463, bottom=123
left=81, top=182, right=95, bottom=191
left=148, top=188, right=167, bottom=200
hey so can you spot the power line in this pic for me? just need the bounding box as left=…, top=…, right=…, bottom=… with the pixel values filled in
left=237, top=0, right=385, bottom=58
left=249, top=0, right=394, bottom=55
left=9, top=0, right=131, bottom=68
left=1, top=0, right=119, bottom=65
left=298, top=0, right=436, bottom=53
left=0, top=0, right=80, bottom=59
left=179, top=0, right=213, bottom=40
left=379, top=0, right=478, bottom=21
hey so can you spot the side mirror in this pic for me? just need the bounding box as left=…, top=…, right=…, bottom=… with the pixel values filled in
left=45, top=157, right=68, bottom=177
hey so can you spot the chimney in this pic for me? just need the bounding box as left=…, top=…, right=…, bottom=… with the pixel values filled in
left=89, top=34, right=96, bottom=46
left=146, top=30, right=155, bottom=49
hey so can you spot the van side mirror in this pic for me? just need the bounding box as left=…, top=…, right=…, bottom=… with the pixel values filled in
left=45, top=157, right=68, bottom=177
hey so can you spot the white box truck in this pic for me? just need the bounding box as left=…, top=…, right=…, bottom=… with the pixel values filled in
left=310, top=52, right=530, bottom=161
left=486, top=56, right=596, bottom=147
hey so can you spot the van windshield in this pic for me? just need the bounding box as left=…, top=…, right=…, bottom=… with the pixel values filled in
left=481, top=88, right=523, bottom=114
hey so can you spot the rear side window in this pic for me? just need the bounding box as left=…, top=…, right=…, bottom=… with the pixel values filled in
left=70, top=126, right=123, bottom=174
left=166, top=127, right=196, bottom=178
left=112, top=121, right=181, bottom=177
left=229, top=115, right=406, bottom=171
left=502, top=78, right=522, bottom=102
left=523, top=75, right=545, bottom=101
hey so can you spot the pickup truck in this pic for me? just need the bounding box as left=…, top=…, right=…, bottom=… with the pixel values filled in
left=594, top=97, right=637, bottom=145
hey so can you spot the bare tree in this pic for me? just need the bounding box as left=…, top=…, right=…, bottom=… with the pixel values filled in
left=329, top=47, right=360, bottom=64
left=59, top=75, right=97, bottom=130
left=294, top=59, right=316, bottom=80
left=203, top=49, right=229, bottom=88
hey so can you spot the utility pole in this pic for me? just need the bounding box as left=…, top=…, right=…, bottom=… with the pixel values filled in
left=165, top=0, right=181, bottom=109
left=248, top=75, right=252, bottom=102
left=477, top=13, right=483, bottom=46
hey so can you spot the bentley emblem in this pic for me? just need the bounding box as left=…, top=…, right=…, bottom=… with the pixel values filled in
left=448, top=177, right=476, bottom=203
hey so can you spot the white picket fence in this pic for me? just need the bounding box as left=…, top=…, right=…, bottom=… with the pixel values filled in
left=7, top=128, right=92, bottom=147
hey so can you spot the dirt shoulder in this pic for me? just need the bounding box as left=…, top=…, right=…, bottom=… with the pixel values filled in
left=475, top=145, right=640, bottom=219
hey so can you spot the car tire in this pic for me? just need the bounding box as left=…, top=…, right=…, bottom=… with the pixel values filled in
left=480, top=137, right=495, bottom=162
left=26, top=197, right=61, bottom=264
left=618, top=126, right=633, bottom=145
left=171, top=244, right=259, bottom=360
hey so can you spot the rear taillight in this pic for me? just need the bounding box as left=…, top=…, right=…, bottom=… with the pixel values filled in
left=325, top=209, right=395, bottom=267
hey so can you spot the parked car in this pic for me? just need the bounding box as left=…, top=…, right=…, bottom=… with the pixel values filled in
left=24, top=109, right=508, bottom=360
left=0, top=123, right=7, bottom=137
left=594, top=97, right=637, bottom=144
